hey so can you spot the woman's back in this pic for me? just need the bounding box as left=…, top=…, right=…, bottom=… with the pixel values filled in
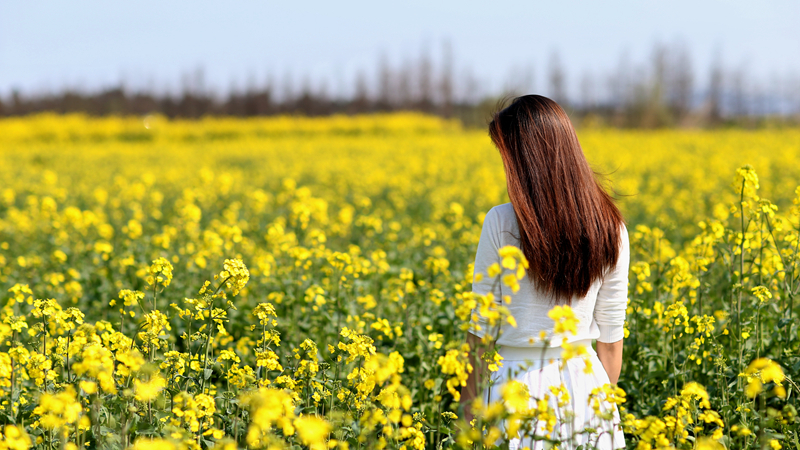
left=469, top=202, right=629, bottom=349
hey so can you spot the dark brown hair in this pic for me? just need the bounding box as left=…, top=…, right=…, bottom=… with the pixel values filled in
left=489, top=94, right=624, bottom=305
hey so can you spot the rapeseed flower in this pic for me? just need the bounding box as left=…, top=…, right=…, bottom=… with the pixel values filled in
left=33, top=386, right=83, bottom=430
left=437, top=344, right=472, bottom=402
left=743, top=357, right=786, bottom=398
left=147, top=257, right=174, bottom=287
left=548, top=304, right=578, bottom=337
left=218, top=258, right=250, bottom=296
left=2, top=115, right=800, bottom=450
left=135, top=374, right=167, bottom=402
left=294, top=415, right=331, bottom=450
left=0, top=424, right=32, bottom=449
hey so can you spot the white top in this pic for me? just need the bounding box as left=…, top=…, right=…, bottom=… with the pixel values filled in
left=469, top=202, right=629, bottom=347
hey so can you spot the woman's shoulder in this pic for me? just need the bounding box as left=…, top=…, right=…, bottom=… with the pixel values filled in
left=491, top=202, right=514, bottom=215
left=485, top=202, right=513, bottom=220
left=619, top=221, right=629, bottom=243
left=485, top=203, right=519, bottom=233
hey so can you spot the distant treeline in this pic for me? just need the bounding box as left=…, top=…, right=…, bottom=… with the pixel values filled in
left=2, top=41, right=799, bottom=128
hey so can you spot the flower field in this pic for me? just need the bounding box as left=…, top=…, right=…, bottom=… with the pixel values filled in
left=0, top=113, right=799, bottom=449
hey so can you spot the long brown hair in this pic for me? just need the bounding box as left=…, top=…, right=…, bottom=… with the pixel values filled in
left=489, top=94, right=624, bottom=305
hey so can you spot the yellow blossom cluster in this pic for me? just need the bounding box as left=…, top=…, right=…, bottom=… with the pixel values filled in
left=0, top=114, right=798, bottom=449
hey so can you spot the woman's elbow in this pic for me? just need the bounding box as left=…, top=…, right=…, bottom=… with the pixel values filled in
left=596, top=339, right=623, bottom=384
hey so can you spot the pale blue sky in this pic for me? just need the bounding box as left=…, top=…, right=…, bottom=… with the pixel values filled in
left=1, top=0, right=798, bottom=99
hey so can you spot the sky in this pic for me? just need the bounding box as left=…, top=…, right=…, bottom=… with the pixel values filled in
left=1, top=0, right=799, bottom=100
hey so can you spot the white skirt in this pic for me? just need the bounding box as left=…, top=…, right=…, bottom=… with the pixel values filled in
left=482, top=339, right=626, bottom=450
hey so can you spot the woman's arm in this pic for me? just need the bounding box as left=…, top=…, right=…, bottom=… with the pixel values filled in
left=460, top=331, right=488, bottom=424
left=594, top=224, right=629, bottom=385
left=596, top=339, right=623, bottom=384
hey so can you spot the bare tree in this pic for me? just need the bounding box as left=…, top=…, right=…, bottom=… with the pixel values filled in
left=280, top=70, right=294, bottom=107
left=791, top=73, right=800, bottom=116
left=294, top=75, right=316, bottom=115
left=349, top=70, right=370, bottom=114
left=607, top=49, right=632, bottom=125
left=417, top=46, right=434, bottom=112
left=641, top=42, right=668, bottom=127
left=651, top=42, right=667, bottom=105
left=668, top=42, right=694, bottom=120
left=767, top=71, right=781, bottom=115
left=548, top=50, right=567, bottom=106
left=579, top=70, right=596, bottom=110
left=458, top=66, right=481, bottom=105
left=396, top=58, right=412, bottom=110
left=729, top=66, right=747, bottom=117
left=706, top=51, right=724, bottom=125
left=439, top=39, right=454, bottom=117
left=5, top=39, right=799, bottom=127
left=377, top=52, right=392, bottom=110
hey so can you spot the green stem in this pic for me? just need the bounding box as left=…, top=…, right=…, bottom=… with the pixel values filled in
left=199, top=275, right=232, bottom=394
left=738, top=178, right=746, bottom=377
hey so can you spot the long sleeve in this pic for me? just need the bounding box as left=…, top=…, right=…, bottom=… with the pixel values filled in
left=469, top=207, right=503, bottom=338
left=593, top=223, right=630, bottom=343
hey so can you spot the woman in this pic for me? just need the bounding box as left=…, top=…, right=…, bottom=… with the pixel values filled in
left=460, top=95, right=629, bottom=450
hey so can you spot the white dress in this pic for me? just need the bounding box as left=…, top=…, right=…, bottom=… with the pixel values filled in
left=469, top=203, right=629, bottom=450
left=481, top=345, right=626, bottom=449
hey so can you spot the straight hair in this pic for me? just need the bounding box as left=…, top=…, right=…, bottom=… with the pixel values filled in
left=489, top=94, right=624, bottom=305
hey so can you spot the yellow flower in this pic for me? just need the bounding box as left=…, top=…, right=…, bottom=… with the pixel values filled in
left=695, top=437, right=725, bottom=450
left=560, top=341, right=593, bottom=372
left=437, top=344, right=472, bottom=401
left=118, top=289, right=145, bottom=307
left=137, top=310, right=172, bottom=352
left=743, top=357, right=785, bottom=398
left=731, top=424, right=752, bottom=436
left=0, top=424, right=32, bottom=450
left=132, top=438, right=177, bottom=450
left=253, top=302, right=278, bottom=326
left=135, top=375, right=167, bottom=402
left=680, top=381, right=711, bottom=409
left=217, top=258, right=250, bottom=296
left=241, top=388, right=297, bottom=446
left=147, top=257, right=174, bottom=287
left=502, top=380, right=531, bottom=413
left=751, top=285, right=772, bottom=303
left=502, top=274, right=520, bottom=293
left=481, top=349, right=504, bottom=372
left=33, top=386, right=83, bottom=429
left=548, top=304, right=578, bottom=336
left=734, top=164, right=760, bottom=196
left=79, top=380, right=97, bottom=395
left=294, top=415, right=331, bottom=450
